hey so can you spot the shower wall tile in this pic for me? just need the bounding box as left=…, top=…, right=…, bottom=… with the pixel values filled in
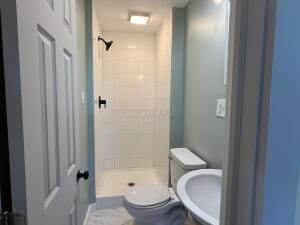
left=139, top=158, right=154, bottom=168
left=144, top=49, right=156, bottom=62
left=144, top=75, right=155, bottom=86
left=154, top=10, right=172, bottom=186
left=115, top=159, right=127, bottom=169
left=142, top=117, right=155, bottom=134
left=139, top=35, right=155, bottom=50
left=104, top=159, right=115, bottom=170
left=125, top=158, right=139, bottom=168
left=139, top=62, right=156, bottom=75
left=138, top=135, right=154, bottom=158
left=103, top=135, right=121, bottom=159
left=101, top=32, right=156, bottom=170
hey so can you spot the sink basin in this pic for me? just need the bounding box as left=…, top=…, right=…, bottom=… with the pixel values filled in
left=177, top=169, right=222, bottom=225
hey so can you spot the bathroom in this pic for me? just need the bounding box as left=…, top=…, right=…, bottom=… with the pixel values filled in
left=86, top=0, right=229, bottom=224
left=2, top=0, right=299, bottom=224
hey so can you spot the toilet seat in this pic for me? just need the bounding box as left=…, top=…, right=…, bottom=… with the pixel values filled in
left=125, top=184, right=171, bottom=208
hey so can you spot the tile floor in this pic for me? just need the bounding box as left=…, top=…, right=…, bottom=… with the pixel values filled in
left=97, top=168, right=160, bottom=197
left=87, top=207, right=197, bottom=225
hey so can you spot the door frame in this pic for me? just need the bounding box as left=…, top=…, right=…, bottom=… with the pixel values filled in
left=0, top=0, right=28, bottom=216
left=0, top=9, right=12, bottom=215
left=221, top=0, right=277, bottom=225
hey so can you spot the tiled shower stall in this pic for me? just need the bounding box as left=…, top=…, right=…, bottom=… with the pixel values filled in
left=95, top=14, right=172, bottom=197
left=100, top=32, right=157, bottom=169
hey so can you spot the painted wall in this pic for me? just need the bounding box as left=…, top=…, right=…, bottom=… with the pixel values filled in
left=261, top=0, right=300, bottom=224
left=170, top=8, right=185, bottom=149
left=99, top=31, right=156, bottom=174
left=155, top=10, right=172, bottom=185
left=85, top=0, right=96, bottom=203
left=76, top=0, right=89, bottom=222
left=295, top=172, right=300, bottom=225
left=182, top=0, right=227, bottom=169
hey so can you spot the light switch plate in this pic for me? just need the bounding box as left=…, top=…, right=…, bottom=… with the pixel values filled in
left=216, top=99, right=226, bottom=118
left=81, top=91, right=85, bottom=105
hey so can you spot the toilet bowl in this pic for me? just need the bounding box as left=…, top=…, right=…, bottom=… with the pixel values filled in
left=124, top=185, right=187, bottom=225
left=123, top=148, right=207, bottom=225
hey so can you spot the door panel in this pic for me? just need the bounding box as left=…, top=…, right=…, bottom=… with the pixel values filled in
left=69, top=202, right=77, bottom=225
left=15, top=0, right=80, bottom=224
left=63, top=0, right=72, bottom=31
left=64, top=50, right=76, bottom=170
left=37, top=27, right=60, bottom=203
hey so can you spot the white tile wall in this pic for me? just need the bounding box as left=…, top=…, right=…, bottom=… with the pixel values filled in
left=93, top=2, right=104, bottom=190
left=154, top=10, right=172, bottom=186
left=101, top=32, right=157, bottom=169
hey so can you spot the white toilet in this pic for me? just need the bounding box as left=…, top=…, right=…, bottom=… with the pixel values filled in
left=123, top=148, right=207, bottom=225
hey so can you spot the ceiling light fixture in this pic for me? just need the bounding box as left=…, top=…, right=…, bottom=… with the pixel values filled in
left=129, top=11, right=150, bottom=25
left=214, top=0, right=224, bottom=4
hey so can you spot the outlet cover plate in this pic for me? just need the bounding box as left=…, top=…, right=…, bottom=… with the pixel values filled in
left=216, top=99, right=226, bottom=118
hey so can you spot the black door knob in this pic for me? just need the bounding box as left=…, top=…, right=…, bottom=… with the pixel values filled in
left=77, top=170, right=89, bottom=182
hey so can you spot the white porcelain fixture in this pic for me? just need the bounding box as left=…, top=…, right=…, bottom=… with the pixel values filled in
left=124, top=148, right=207, bottom=225
left=177, top=169, right=222, bottom=225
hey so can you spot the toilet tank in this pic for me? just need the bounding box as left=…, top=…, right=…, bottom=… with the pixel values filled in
left=170, top=148, right=207, bottom=192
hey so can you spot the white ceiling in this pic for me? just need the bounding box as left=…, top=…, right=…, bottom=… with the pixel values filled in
left=95, top=0, right=190, bottom=34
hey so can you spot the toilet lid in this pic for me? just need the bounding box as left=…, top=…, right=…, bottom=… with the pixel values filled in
left=125, top=184, right=171, bottom=207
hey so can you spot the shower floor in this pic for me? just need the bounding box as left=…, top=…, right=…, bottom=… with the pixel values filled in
left=97, top=168, right=161, bottom=197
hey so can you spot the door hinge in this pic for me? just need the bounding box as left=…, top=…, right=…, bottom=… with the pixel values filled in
left=0, top=212, right=26, bottom=225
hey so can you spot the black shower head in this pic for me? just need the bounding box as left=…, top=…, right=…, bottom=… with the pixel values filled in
left=105, top=40, right=113, bottom=51
left=98, top=37, right=113, bottom=51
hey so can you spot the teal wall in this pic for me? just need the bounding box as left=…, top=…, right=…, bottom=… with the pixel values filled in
left=182, top=0, right=227, bottom=169
left=76, top=0, right=89, bottom=223
left=261, top=0, right=300, bottom=224
left=85, top=0, right=96, bottom=203
left=170, top=8, right=185, bottom=148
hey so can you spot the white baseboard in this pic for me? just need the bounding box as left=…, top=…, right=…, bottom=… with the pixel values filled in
left=83, top=204, right=92, bottom=225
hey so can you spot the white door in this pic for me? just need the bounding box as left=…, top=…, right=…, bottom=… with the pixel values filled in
left=15, top=0, right=80, bottom=224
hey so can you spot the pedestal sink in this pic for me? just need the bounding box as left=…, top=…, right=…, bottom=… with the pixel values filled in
left=177, top=169, right=222, bottom=225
